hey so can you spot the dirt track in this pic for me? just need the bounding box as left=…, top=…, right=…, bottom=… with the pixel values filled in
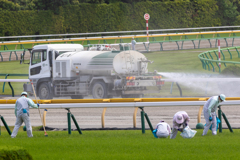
left=1, top=97, right=239, bottom=130
left=2, top=38, right=240, bottom=61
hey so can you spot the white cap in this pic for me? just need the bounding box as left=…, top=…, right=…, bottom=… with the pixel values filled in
left=219, top=94, right=226, bottom=102
left=21, top=92, right=28, bottom=97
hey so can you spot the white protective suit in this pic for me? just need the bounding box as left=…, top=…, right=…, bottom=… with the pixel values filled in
left=155, top=121, right=171, bottom=138
left=202, top=96, right=221, bottom=135
left=170, top=111, right=190, bottom=139
left=131, top=39, right=136, bottom=50
left=11, top=96, right=38, bottom=138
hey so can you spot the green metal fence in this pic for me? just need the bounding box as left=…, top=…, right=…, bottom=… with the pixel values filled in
left=198, top=46, right=240, bottom=73
left=150, top=34, right=239, bottom=51
left=0, top=74, right=29, bottom=97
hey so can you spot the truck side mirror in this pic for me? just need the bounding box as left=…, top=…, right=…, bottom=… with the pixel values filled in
left=20, top=53, right=24, bottom=64
left=49, top=51, right=52, bottom=67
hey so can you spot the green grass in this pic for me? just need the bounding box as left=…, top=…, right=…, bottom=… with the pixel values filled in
left=0, top=61, right=29, bottom=95
left=0, top=129, right=239, bottom=159
left=146, top=49, right=213, bottom=72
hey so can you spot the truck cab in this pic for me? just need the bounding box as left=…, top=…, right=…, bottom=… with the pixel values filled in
left=24, top=44, right=84, bottom=99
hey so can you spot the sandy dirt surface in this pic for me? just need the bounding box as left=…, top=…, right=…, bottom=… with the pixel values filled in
left=0, top=99, right=239, bottom=130
left=0, top=50, right=31, bottom=61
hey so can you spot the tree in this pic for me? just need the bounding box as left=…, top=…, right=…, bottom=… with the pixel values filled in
left=0, top=0, right=20, bottom=10
left=218, top=0, right=239, bottom=25
left=78, top=0, right=104, bottom=3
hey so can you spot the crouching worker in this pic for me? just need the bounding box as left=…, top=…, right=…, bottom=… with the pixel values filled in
left=202, top=94, right=226, bottom=136
left=153, top=120, right=171, bottom=138
left=11, top=92, right=39, bottom=138
left=170, top=111, right=190, bottom=139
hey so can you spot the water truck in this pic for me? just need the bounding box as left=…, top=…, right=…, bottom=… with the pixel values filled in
left=21, top=44, right=164, bottom=99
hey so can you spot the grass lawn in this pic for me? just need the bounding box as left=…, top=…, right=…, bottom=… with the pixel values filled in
left=1, top=45, right=240, bottom=159
left=146, top=49, right=213, bottom=72
left=0, top=60, right=29, bottom=96
left=0, top=128, right=239, bottom=159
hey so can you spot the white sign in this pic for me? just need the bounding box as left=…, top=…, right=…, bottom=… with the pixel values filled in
left=144, top=13, right=150, bottom=20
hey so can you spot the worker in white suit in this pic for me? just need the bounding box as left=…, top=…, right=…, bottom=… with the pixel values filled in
left=170, top=111, right=190, bottom=139
left=202, top=94, right=226, bottom=136
left=131, top=37, right=136, bottom=50
left=154, top=120, right=171, bottom=138
left=11, top=92, right=39, bottom=138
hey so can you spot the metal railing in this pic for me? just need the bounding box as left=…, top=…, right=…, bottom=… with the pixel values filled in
left=1, top=30, right=240, bottom=45
left=0, top=74, right=29, bottom=97
left=0, top=29, right=240, bottom=54
left=0, top=97, right=238, bottom=132
left=198, top=46, right=240, bottom=72
left=1, top=26, right=240, bottom=40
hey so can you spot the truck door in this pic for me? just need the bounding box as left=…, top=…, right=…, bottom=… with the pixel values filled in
left=29, top=49, right=51, bottom=79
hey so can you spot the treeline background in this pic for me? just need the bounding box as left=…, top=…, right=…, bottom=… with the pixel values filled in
left=0, top=0, right=239, bottom=36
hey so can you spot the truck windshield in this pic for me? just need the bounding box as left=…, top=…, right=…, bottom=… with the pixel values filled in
left=31, top=50, right=47, bottom=65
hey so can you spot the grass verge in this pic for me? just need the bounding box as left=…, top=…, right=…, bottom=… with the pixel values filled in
left=0, top=129, right=239, bottom=159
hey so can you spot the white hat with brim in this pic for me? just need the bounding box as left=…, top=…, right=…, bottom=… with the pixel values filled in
left=176, top=114, right=184, bottom=124
left=219, top=94, right=226, bottom=102
left=21, top=92, right=28, bottom=97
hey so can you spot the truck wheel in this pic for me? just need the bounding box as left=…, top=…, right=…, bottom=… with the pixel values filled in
left=71, top=95, right=83, bottom=99
left=92, top=81, right=108, bottom=99
left=38, top=82, right=53, bottom=99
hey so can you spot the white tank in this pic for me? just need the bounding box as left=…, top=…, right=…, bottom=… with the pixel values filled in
left=56, top=50, right=148, bottom=76
left=113, top=50, right=148, bottom=75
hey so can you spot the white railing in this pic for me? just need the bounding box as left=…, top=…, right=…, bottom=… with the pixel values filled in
left=0, top=100, right=239, bottom=109
left=1, top=26, right=240, bottom=40
left=0, top=100, right=238, bottom=128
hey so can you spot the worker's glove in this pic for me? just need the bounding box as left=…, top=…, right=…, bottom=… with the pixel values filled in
left=152, top=129, right=158, bottom=138
left=177, top=128, right=183, bottom=132
left=37, top=103, right=40, bottom=107
left=209, top=116, right=213, bottom=121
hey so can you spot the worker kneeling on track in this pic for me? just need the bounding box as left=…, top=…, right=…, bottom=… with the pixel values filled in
left=152, top=120, right=171, bottom=138
left=170, top=111, right=190, bottom=139
left=202, top=94, right=226, bottom=136
left=11, top=92, right=39, bottom=138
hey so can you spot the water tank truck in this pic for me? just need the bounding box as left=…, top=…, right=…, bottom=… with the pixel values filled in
left=21, top=44, right=164, bottom=99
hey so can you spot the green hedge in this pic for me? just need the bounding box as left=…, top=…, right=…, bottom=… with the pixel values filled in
left=0, top=1, right=221, bottom=36
left=0, top=146, right=33, bottom=160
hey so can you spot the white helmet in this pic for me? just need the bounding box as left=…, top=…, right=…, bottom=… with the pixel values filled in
left=219, top=94, right=226, bottom=102
left=21, top=92, right=28, bottom=97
